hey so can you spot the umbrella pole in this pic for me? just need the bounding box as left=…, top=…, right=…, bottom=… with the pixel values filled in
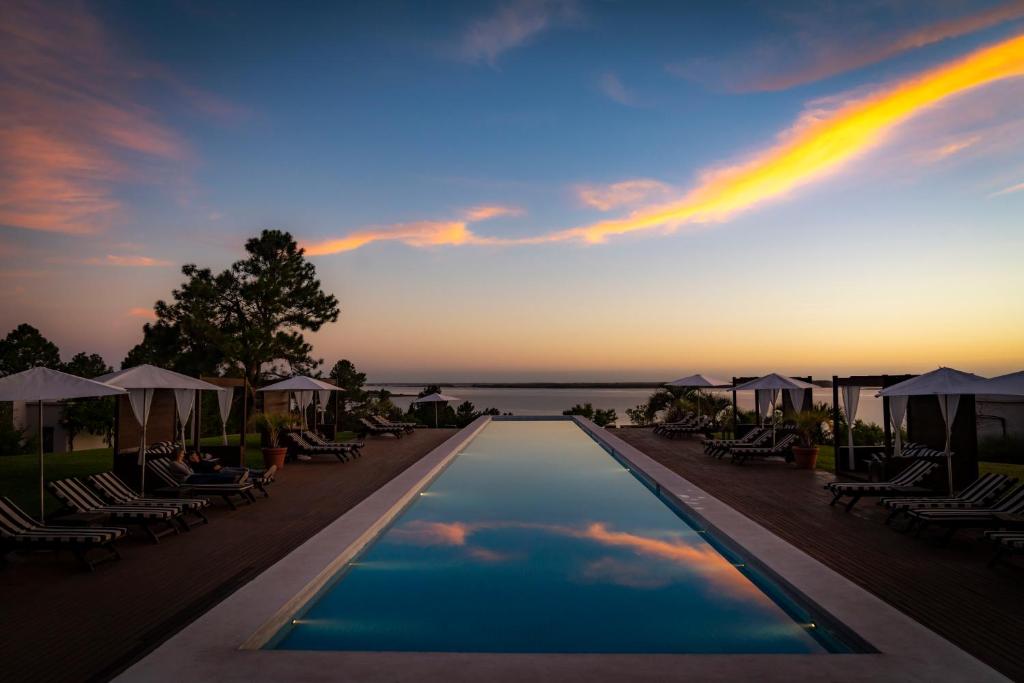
left=37, top=400, right=44, bottom=523
left=434, top=402, right=438, bottom=429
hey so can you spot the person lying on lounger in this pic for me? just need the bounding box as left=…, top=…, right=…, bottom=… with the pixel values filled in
left=168, top=450, right=249, bottom=485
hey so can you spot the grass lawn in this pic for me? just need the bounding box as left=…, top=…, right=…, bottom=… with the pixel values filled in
left=0, top=431, right=356, bottom=517
left=814, top=443, right=1023, bottom=483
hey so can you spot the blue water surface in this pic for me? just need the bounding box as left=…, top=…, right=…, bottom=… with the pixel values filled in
left=275, top=421, right=826, bottom=653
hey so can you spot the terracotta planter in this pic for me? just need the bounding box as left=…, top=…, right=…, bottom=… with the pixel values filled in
left=262, top=447, right=287, bottom=470
left=792, top=446, right=819, bottom=470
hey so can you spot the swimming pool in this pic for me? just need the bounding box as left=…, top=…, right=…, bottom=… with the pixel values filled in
left=270, top=419, right=855, bottom=653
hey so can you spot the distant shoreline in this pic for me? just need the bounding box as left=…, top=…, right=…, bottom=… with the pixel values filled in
left=366, top=380, right=834, bottom=389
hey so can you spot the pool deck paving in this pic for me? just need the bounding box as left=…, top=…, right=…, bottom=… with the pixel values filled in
left=1, top=423, right=1021, bottom=682
left=613, top=428, right=1024, bottom=682
left=0, top=428, right=458, bottom=683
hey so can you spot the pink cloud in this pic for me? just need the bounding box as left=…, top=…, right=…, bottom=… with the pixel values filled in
left=127, top=307, right=157, bottom=320
left=463, top=205, right=524, bottom=221
left=576, top=179, right=673, bottom=211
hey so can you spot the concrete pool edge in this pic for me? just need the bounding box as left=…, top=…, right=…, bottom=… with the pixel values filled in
left=116, top=417, right=1007, bottom=682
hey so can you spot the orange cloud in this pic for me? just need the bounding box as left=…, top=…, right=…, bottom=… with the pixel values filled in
left=458, top=0, right=581, bottom=64
left=127, top=307, right=157, bottom=320
left=464, top=205, right=524, bottom=221
left=921, top=134, right=982, bottom=162
left=990, top=180, right=1024, bottom=196
left=553, top=32, right=1024, bottom=244
left=576, top=179, right=673, bottom=211
left=101, top=254, right=173, bottom=267
left=390, top=520, right=470, bottom=546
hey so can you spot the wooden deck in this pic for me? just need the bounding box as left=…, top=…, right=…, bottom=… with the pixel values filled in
left=614, top=429, right=1024, bottom=681
left=0, top=429, right=458, bottom=683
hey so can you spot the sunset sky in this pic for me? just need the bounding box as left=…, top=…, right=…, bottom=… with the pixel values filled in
left=1, top=1, right=1023, bottom=381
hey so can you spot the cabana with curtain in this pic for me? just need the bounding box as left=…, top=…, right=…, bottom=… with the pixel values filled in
left=99, top=365, right=223, bottom=492
left=830, top=374, right=913, bottom=479
left=256, top=376, right=342, bottom=433
left=730, top=374, right=815, bottom=440
left=878, top=367, right=985, bottom=494
left=665, top=374, right=728, bottom=418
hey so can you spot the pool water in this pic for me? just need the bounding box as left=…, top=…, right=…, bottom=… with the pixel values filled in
left=273, top=420, right=840, bottom=653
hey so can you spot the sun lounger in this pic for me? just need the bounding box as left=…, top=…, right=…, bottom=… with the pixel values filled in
left=0, top=496, right=126, bottom=571
left=287, top=432, right=351, bottom=462
left=985, top=529, right=1024, bottom=567
left=825, top=459, right=938, bottom=511
left=47, top=478, right=182, bottom=543
left=879, top=473, right=1017, bottom=525
left=653, top=413, right=696, bottom=435
left=358, top=417, right=404, bottom=438
left=147, top=458, right=257, bottom=509
left=371, top=415, right=416, bottom=433
left=730, top=433, right=798, bottom=464
left=709, top=429, right=773, bottom=459
left=660, top=415, right=714, bottom=439
left=908, top=486, right=1024, bottom=542
left=302, top=430, right=364, bottom=458
left=704, top=427, right=767, bottom=456
left=87, top=472, right=211, bottom=528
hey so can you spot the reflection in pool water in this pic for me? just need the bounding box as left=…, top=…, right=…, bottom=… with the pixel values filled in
left=274, top=420, right=830, bottom=653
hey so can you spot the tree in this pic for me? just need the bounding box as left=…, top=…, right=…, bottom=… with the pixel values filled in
left=562, top=403, right=617, bottom=427
left=0, top=324, right=61, bottom=376
left=125, top=230, right=340, bottom=389
left=59, top=353, right=115, bottom=451
left=329, top=359, right=367, bottom=400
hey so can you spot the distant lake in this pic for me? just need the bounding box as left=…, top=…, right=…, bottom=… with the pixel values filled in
left=366, top=385, right=888, bottom=426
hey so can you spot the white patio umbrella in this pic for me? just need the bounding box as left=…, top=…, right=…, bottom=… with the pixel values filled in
left=0, top=367, right=126, bottom=522
left=877, top=367, right=985, bottom=495
left=731, top=373, right=816, bottom=444
left=98, top=365, right=222, bottom=492
left=966, top=370, right=1024, bottom=397
left=665, top=374, right=729, bottom=418
left=256, top=376, right=341, bottom=430
left=413, top=392, right=460, bottom=428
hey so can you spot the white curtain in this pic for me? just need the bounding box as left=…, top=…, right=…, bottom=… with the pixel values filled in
left=217, top=388, right=233, bottom=445
left=756, top=391, right=772, bottom=423
left=317, top=389, right=331, bottom=413
left=127, top=388, right=154, bottom=465
left=889, top=394, right=908, bottom=457
left=295, top=390, right=314, bottom=429
left=787, top=388, right=805, bottom=414
left=937, top=394, right=961, bottom=494
left=173, top=389, right=195, bottom=448
left=841, top=386, right=860, bottom=469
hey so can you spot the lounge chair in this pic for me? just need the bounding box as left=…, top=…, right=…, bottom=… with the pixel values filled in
left=704, top=427, right=766, bottom=456
left=879, top=473, right=1017, bottom=525
left=708, top=429, right=772, bottom=459
left=302, top=430, right=364, bottom=458
left=358, top=417, right=404, bottom=438
left=371, top=415, right=416, bottom=433
left=287, top=432, right=352, bottom=462
left=87, top=472, right=211, bottom=528
left=653, top=413, right=696, bottom=436
left=730, top=433, right=798, bottom=464
left=660, top=415, right=714, bottom=439
left=147, top=458, right=257, bottom=509
left=985, top=529, right=1024, bottom=567
left=47, top=478, right=182, bottom=543
left=825, top=459, right=938, bottom=512
left=908, top=485, right=1024, bottom=542
left=0, top=496, right=126, bottom=571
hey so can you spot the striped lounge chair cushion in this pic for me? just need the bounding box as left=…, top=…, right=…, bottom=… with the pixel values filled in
left=0, top=497, right=127, bottom=544
left=985, top=530, right=1024, bottom=549
left=910, top=486, right=1024, bottom=521
left=88, top=472, right=209, bottom=512
left=48, top=479, right=179, bottom=520
left=826, top=459, right=935, bottom=493
left=880, top=473, right=1013, bottom=511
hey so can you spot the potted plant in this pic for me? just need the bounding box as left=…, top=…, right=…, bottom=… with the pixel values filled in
left=790, top=408, right=831, bottom=470
left=248, top=412, right=291, bottom=469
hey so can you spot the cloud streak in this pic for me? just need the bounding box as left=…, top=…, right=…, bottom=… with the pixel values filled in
left=576, top=179, right=673, bottom=211
left=458, top=0, right=580, bottom=64
left=990, top=180, right=1024, bottom=196
left=672, top=1, right=1024, bottom=92
left=597, top=72, right=642, bottom=107
left=309, top=31, right=1024, bottom=254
